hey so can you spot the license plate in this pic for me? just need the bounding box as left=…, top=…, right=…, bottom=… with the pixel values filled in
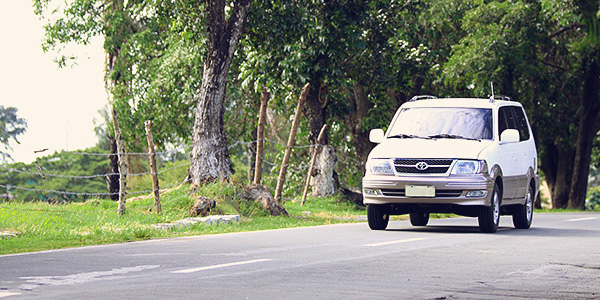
left=405, top=185, right=435, bottom=197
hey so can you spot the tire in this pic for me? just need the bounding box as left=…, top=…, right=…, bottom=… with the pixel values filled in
left=478, top=184, right=500, bottom=233
left=409, top=213, right=430, bottom=226
left=513, top=184, right=534, bottom=229
left=367, top=204, right=389, bottom=230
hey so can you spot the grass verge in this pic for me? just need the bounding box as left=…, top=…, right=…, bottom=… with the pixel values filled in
left=0, top=184, right=366, bottom=255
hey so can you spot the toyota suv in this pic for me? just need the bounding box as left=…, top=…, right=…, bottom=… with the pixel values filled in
left=362, top=95, right=539, bottom=233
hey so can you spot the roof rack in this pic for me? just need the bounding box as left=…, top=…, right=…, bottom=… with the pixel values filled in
left=409, top=95, right=438, bottom=102
left=488, top=95, right=513, bottom=103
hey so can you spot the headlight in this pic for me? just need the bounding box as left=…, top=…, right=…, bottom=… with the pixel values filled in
left=366, top=158, right=394, bottom=175
left=450, top=160, right=488, bottom=175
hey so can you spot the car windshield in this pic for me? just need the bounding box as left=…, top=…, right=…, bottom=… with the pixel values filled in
left=387, top=107, right=493, bottom=140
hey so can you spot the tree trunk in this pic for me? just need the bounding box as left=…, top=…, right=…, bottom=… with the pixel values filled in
left=304, top=77, right=329, bottom=145
left=541, top=144, right=575, bottom=209
left=253, top=88, right=270, bottom=184
left=303, top=77, right=338, bottom=195
left=189, top=0, right=253, bottom=186
left=106, top=134, right=120, bottom=201
left=111, top=108, right=128, bottom=215
left=568, top=50, right=600, bottom=209
left=343, top=82, right=375, bottom=170
left=311, top=145, right=337, bottom=196
left=145, top=120, right=161, bottom=214
left=274, top=84, right=309, bottom=203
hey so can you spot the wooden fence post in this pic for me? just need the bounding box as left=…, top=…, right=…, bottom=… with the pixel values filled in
left=111, top=108, right=127, bottom=215
left=145, top=120, right=162, bottom=214
left=274, top=83, right=310, bottom=203
left=253, top=88, right=270, bottom=184
left=301, top=124, right=328, bottom=206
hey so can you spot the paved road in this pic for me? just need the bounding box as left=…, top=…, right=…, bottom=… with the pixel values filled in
left=1, top=213, right=599, bottom=299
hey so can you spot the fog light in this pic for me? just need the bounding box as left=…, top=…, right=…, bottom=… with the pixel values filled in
left=466, top=190, right=487, bottom=197
left=364, top=189, right=380, bottom=196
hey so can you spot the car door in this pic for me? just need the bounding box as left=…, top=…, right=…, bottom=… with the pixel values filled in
left=512, top=106, right=535, bottom=199
left=497, top=106, right=520, bottom=200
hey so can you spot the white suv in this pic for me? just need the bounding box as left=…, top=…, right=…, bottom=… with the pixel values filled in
left=362, top=96, right=539, bottom=233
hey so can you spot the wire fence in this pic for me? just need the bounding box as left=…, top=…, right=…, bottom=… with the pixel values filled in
left=0, top=137, right=365, bottom=213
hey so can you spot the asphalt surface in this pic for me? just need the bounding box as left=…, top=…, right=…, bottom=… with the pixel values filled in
left=1, top=212, right=599, bottom=299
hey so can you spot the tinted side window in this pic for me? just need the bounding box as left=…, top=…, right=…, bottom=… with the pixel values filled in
left=513, top=107, right=531, bottom=141
left=498, top=107, right=517, bottom=135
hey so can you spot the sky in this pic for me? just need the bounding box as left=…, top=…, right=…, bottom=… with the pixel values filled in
left=0, top=1, right=107, bottom=164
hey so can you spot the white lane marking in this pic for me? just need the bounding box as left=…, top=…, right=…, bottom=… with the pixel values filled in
left=18, top=265, right=160, bottom=291
left=566, top=217, right=598, bottom=222
left=171, top=259, right=273, bottom=274
left=363, top=238, right=427, bottom=247
left=0, top=292, right=22, bottom=298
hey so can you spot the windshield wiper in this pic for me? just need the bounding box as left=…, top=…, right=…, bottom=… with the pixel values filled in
left=388, top=134, right=429, bottom=139
left=427, top=134, right=481, bottom=141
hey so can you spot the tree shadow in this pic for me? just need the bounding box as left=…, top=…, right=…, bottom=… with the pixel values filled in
left=385, top=223, right=599, bottom=237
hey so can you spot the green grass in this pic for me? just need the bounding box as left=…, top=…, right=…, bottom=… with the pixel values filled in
left=0, top=183, right=367, bottom=255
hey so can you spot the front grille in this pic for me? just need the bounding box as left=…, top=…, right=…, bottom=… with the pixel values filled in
left=394, top=159, right=453, bottom=174
left=380, top=189, right=462, bottom=198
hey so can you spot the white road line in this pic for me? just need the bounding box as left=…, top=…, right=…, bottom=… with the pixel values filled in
left=566, top=217, right=598, bottom=222
left=171, top=259, right=273, bottom=274
left=363, top=238, right=427, bottom=247
left=0, top=292, right=21, bottom=298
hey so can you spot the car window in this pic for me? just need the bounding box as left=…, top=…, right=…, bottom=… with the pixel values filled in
left=498, top=108, right=509, bottom=136
left=499, top=106, right=530, bottom=141
left=388, top=107, right=493, bottom=140
left=513, top=107, right=531, bottom=141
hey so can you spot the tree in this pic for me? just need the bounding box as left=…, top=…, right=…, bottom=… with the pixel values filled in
left=0, top=106, right=27, bottom=163
left=242, top=0, right=371, bottom=194
left=35, top=0, right=199, bottom=154
left=440, top=0, right=600, bottom=209
left=189, top=0, right=254, bottom=185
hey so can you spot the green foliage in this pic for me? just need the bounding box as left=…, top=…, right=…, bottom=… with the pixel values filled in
left=0, top=106, right=27, bottom=162
left=585, top=185, right=600, bottom=210
left=0, top=147, right=109, bottom=202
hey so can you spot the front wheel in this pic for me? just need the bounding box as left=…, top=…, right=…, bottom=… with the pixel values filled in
left=367, top=204, right=389, bottom=230
left=409, top=213, right=430, bottom=226
left=478, top=184, right=500, bottom=233
left=513, top=184, right=534, bottom=229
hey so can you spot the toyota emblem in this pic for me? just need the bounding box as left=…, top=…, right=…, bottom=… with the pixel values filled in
left=415, top=162, right=429, bottom=171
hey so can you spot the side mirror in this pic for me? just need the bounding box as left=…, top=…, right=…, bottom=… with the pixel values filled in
left=500, top=129, right=520, bottom=144
left=369, top=129, right=385, bottom=143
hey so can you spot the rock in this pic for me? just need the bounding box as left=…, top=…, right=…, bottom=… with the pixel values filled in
left=240, top=184, right=288, bottom=216
left=190, top=196, right=216, bottom=217
left=1, top=230, right=19, bottom=239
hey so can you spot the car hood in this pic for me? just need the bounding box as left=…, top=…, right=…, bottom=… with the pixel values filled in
left=368, top=138, right=494, bottom=160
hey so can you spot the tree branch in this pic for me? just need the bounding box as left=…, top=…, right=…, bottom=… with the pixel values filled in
left=549, top=23, right=584, bottom=39
left=539, top=58, right=567, bottom=72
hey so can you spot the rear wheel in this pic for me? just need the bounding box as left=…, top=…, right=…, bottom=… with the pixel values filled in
left=367, top=204, right=389, bottom=230
left=513, top=184, right=534, bottom=229
left=409, top=213, right=430, bottom=226
left=478, top=184, right=500, bottom=233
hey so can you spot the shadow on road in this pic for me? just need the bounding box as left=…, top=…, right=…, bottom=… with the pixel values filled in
left=385, top=224, right=599, bottom=237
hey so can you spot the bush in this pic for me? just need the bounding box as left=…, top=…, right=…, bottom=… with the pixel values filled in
left=585, top=186, right=600, bottom=210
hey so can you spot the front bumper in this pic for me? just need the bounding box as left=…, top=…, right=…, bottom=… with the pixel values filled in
left=362, top=174, right=495, bottom=206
